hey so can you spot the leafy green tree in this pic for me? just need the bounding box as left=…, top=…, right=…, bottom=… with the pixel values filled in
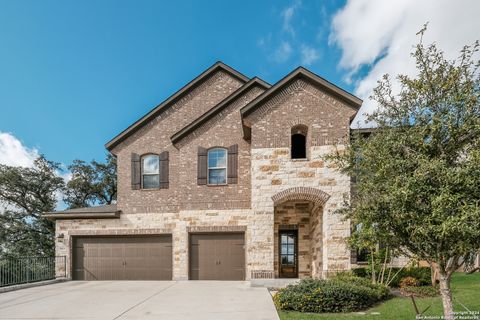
left=330, top=28, right=480, bottom=319
left=0, top=157, right=65, bottom=257
left=64, top=154, right=117, bottom=208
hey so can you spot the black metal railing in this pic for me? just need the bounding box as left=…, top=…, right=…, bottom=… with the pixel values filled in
left=0, top=256, right=66, bottom=287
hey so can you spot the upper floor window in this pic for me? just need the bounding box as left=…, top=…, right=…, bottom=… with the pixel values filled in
left=291, top=125, right=308, bottom=159
left=141, top=154, right=160, bottom=189
left=207, top=148, right=227, bottom=185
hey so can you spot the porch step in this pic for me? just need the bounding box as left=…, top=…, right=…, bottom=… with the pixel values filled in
left=250, top=278, right=301, bottom=288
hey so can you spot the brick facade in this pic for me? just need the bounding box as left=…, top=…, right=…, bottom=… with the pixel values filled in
left=244, top=79, right=356, bottom=148
left=54, top=64, right=362, bottom=281
left=113, top=70, right=246, bottom=213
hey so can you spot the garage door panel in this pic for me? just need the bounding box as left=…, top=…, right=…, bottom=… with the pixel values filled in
left=189, top=233, right=245, bottom=280
left=73, top=236, right=172, bottom=280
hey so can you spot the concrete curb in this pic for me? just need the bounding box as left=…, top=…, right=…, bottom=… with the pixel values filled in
left=250, top=278, right=300, bottom=288
left=0, top=278, right=69, bottom=294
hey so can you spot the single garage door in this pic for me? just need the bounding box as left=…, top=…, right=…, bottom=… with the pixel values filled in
left=73, top=236, right=172, bottom=280
left=189, top=233, right=245, bottom=280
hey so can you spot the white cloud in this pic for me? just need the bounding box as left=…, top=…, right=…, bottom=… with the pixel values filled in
left=0, top=132, right=72, bottom=211
left=301, top=45, right=320, bottom=65
left=0, top=132, right=39, bottom=168
left=330, top=0, right=480, bottom=128
left=282, top=0, right=301, bottom=37
left=0, top=132, right=38, bottom=212
left=273, top=41, right=293, bottom=63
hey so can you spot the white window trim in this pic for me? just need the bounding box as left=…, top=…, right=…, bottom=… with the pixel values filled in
left=141, top=154, right=160, bottom=189
left=207, top=148, right=228, bottom=185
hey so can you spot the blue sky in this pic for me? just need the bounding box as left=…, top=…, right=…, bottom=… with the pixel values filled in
left=1, top=0, right=478, bottom=167
left=0, top=0, right=351, bottom=165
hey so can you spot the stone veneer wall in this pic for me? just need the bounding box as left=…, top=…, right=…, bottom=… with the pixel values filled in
left=251, top=145, right=351, bottom=277
left=310, top=204, right=323, bottom=277
left=55, top=208, right=273, bottom=280
left=274, top=201, right=312, bottom=278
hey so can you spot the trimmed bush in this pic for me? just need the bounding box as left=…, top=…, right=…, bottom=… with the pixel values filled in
left=351, top=267, right=369, bottom=278
left=399, top=276, right=419, bottom=288
left=332, top=272, right=390, bottom=299
left=274, top=277, right=391, bottom=313
left=352, top=266, right=431, bottom=287
left=400, top=286, right=439, bottom=297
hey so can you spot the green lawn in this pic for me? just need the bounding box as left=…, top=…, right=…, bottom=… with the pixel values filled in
left=278, top=273, right=480, bottom=320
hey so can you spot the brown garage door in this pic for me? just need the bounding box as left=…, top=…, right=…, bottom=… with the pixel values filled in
left=189, top=233, right=245, bottom=280
left=73, top=236, right=172, bottom=280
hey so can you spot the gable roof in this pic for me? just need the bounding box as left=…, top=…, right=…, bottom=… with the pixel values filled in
left=240, top=67, right=362, bottom=119
left=170, top=77, right=270, bottom=145
left=239, top=67, right=362, bottom=140
left=105, top=61, right=249, bottom=151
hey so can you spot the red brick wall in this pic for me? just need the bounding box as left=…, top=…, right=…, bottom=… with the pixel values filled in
left=112, top=72, right=266, bottom=213
left=175, top=86, right=265, bottom=210
left=247, top=79, right=357, bottom=150
left=111, top=74, right=357, bottom=215
left=112, top=71, right=245, bottom=213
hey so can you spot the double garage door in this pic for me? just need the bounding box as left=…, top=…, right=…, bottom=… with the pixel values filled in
left=73, top=236, right=173, bottom=280
left=73, top=233, right=245, bottom=281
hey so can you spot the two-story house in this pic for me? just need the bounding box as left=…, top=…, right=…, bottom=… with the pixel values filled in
left=45, top=62, right=362, bottom=283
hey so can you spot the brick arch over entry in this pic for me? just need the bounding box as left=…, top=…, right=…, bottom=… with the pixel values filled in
left=271, top=187, right=330, bottom=206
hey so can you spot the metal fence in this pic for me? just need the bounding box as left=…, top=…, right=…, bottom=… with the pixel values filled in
left=0, top=256, right=66, bottom=287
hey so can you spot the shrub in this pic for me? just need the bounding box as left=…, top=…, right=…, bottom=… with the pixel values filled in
left=274, top=277, right=390, bottom=313
left=352, top=267, right=431, bottom=287
left=400, top=286, right=439, bottom=297
left=399, top=276, right=419, bottom=288
left=405, top=267, right=431, bottom=286
left=351, top=267, right=369, bottom=278
left=332, top=273, right=390, bottom=300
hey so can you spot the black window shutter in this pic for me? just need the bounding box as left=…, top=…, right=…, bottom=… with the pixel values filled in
left=131, top=153, right=141, bottom=190
left=197, top=147, right=207, bottom=185
left=227, top=144, right=238, bottom=184
left=159, top=151, right=169, bottom=189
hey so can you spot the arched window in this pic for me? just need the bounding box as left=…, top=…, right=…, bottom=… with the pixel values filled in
left=207, top=148, right=227, bottom=185
left=291, top=125, right=307, bottom=159
left=141, top=154, right=160, bottom=189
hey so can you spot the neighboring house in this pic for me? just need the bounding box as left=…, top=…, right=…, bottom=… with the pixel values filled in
left=44, top=62, right=363, bottom=282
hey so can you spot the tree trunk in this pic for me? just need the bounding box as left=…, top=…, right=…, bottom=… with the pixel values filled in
left=437, top=267, right=454, bottom=320
left=371, top=252, right=376, bottom=284
left=430, top=263, right=439, bottom=287
left=379, top=247, right=388, bottom=284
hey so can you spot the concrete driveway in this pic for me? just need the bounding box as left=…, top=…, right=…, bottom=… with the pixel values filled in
left=0, top=281, right=279, bottom=320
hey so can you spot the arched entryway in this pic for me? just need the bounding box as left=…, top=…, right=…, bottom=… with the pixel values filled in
left=272, top=187, right=330, bottom=279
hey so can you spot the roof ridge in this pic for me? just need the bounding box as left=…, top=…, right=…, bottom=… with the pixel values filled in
left=240, top=66, right=362, bottom=119
left=105, top=61, right=249, bottom=151
left=170, top=77, right=271, bottom=145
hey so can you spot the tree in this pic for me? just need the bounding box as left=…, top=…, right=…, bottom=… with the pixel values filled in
left=64, top=153, right=117, bottom=208
left=330, top=27, right=480, bottom=319
left=349, top=222, right=402, bottom=286
left=0, top=157, right=65, bottom=257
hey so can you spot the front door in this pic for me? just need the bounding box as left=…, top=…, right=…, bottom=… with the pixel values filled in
left=279, top=230, right=298, bottom=278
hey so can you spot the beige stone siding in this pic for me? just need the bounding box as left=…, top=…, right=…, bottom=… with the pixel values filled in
left=55, top=209, right=273, bottom=280
left=251, top=146, right=352, bottom=276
